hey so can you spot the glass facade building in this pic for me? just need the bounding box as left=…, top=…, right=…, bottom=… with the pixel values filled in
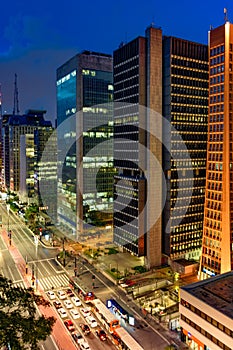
left=56, top=51, right=114, bottom=239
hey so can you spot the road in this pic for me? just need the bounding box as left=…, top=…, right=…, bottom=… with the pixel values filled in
left=0, top=203, right=116, bottom=350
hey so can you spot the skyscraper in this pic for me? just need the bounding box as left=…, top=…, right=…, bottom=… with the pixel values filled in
left=113, top=25, right=163, bottom=268
left=199, top=21, right=233, bottom=279
left=56, top=51, right=114, bottom=239
left=113, top=27, right=209, bottom=268
left=163, top=37, right=208, bottom=262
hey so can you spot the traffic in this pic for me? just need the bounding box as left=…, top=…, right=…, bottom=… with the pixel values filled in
left=46, top=287, right=144, bottom=350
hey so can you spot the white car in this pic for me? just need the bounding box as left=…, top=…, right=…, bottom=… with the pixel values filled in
left=86, top=316, right=98, bottom=328
left=80, top=307, right=91, bottom=318
left=70, top=308, right=80, bottom=319
left=71, top=296, right=82, bottom=307
left=64, top=299, right=73, bottom=309
left=57, top=290, right=66, bottom=300
left=47, top=290, right=56, bottom=300
left=58, top=307, right=67, bottom=318
left=79, top=342, right=90, bottom=350
left=72, top=332, right=84, bottom=344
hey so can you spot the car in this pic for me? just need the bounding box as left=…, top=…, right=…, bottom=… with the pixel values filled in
left=64, top=299, right=73, bottom=309
left=53, top=300, right=62, bottom=309
left=47, top=290, right=56, bottom=300
left=86, top=316, right=98, bottom=328
left=80, top=323, right=91, bottom=335
left=96, top=329, right=107, bottom=341
left=64, top=319, right=75, bottom=332
left=70, top=308, right=80, bottom=319
left=66, top=288, right=74, bottom=297
left=57, top=290, right=66, bottom=300
left=71, top=296, right=82, bottom=307
left=80, top=307, right=91, bottom=318
left=72, top=332, right=84, bottom=344
left=57, top=307, right=67, bottom=318
left=79, top=342, right=90, bottom=350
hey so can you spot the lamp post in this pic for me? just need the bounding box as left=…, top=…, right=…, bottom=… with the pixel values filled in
left=6, top=204, right=10, bottom=234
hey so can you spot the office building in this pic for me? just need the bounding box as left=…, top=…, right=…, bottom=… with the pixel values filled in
left=2, top=109, right=52, bottom=193
left=163, top=37, right=208, bottom=262
left=19, top=134, right=35, bottom=201
left=34, top=127, right=57, bottom=222
left=180, top=271, right=233, bottom=350
left=113, top=27, right=208, bottom=267
left=199, top=21, right=233, bottom=279
left=56, top=51, right=114, bottom=238
left=113, top=25, right=163, bottom=267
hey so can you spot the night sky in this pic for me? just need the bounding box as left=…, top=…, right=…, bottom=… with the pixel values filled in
left=0, top=0, right=231, bottom=125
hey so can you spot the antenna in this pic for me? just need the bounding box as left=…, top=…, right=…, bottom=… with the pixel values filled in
left=224, top=8, right=228, bottom=23
left=13, top=73, right=19, bottom=115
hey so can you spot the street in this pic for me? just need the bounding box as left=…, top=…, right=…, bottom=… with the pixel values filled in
left=0, top=203, right=183, bottom=350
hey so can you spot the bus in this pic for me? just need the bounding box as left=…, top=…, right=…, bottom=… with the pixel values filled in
left=113, top=327, right=144, bottom=350
left=91, top=298, right=120, bottom=333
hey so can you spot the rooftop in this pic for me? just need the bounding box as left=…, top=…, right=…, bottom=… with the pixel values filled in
left=182, top=271, right=233, bottom=319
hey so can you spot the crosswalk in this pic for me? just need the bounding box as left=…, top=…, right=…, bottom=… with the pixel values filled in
left=10, top=273, right=70, bottom=292
left=12, top=280, right=26, bottom=289
left=38, top=273, right=70, bottom=291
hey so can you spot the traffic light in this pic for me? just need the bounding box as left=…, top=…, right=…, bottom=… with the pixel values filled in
left=92, top=275, right=95, bottom=280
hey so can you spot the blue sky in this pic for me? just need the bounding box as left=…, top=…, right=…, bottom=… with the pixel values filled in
left=0, top=0, right=232, bottom=124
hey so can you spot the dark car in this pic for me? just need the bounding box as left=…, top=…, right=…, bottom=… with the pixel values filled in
left=53, top=300, right=62, bottom=309
left=64, top=319, right=75, bottom=332
left=96, top=329, right=107, bottom=341
left=80, top=323, right=91, bottom=335
left=66, top=288, right=74, bottom=297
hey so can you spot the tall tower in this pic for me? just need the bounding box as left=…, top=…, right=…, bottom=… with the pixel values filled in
left=162, top=37, right=208, bottom=262
left=113, top=26, right=163, bottom=268
left=56, top=51, right=114, bottom=239
left=199, top=21, right=233, bottom=279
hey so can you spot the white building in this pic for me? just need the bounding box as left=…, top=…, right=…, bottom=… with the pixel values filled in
left=179, top=271, right=233, bottom=350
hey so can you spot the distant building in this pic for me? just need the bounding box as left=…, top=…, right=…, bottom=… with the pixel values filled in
left=180, top=271, right=233, bottom=350
left=56, top=50, right=114, bottom=238
left=2, top=109, right=56, bottom=218
left=199, top=21, right=233, bottom=278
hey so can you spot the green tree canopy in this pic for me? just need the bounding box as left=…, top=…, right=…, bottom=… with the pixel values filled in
left=0, top=275, right=56, bottom=349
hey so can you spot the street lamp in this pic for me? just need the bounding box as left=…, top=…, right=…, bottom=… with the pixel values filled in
left=6, top=203, right=10, bottom=234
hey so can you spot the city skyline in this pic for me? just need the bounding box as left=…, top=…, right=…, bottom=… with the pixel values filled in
left=0, top=0, right=231, bottom=123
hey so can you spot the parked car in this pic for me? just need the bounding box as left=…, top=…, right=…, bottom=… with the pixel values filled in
left=53, top=300, right=62, bottom=309
left=72, top=332, right=84, bottom=344
left=64, top=319, right=75, bottom=332
left=70, top=308, right=80, bottom=319
left=64, top=299, right=73, bottom=309
left=71, top=296, right=82, bottom=307
left=96, top=329, right=107, bottom=341
left=57, top=307, right=67, bottom=318
left=86, top=316, right=98, bottom=328
left=57, top=290, right=66, bottom=300
left=80, top=323, right=91, bottom=335
left=47, top=290, right=56, bottom=300
left=80, top=307, right=91, bottom=318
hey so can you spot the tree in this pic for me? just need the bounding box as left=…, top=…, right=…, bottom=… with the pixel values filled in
left=0, top=275, right=56, bottom=349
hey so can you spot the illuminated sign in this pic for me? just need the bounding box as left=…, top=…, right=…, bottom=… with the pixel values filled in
left=203, top=268, right=215, bottom=276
